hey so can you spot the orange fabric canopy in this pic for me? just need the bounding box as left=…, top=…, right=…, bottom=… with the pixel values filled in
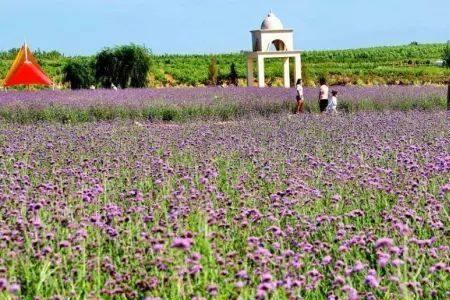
left=3, top=44, right=53, bottom=87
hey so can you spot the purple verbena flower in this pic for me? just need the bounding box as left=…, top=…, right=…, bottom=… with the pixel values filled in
left=171, top=237, right=194, bottom=251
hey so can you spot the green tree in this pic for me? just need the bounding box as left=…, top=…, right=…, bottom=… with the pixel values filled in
left=228, top=63, right=238, bottom=86
left=95, top=44, right=151, bottom=88
left=62, top=58, right=95, bottom=90
left=95, top=48, right=119, bottom=88
left=208, top=57, right=218, bottom=85
left=443, top=41, right=450, bottom=68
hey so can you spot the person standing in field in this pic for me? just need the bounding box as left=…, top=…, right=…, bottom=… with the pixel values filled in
left=295, top=79, right=305, bottom=114
left=327, top=90, right=338, bottom=114
left=318, top=77, right=329, bottom=113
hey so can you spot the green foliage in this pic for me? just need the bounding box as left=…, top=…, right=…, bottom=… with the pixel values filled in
left=302, top=43, right=445, bottom=63
left=318, top=73, right=328, bottom=85
left=301, top=62, right=312, bottom=84
left=95, top=48, right=118, bottom=88
left=34, top=49, right=64, bottom=60
left=151, top=44, right=450, bottom=86
left=443, top=41, right=450, bottom=68
left=62, top=58, right=95, bottom=89
left=228, top=63, right=238, bottom=86
left=94, top=44, right=151, bottom=88
left=208, top=57, right=218, bottom=85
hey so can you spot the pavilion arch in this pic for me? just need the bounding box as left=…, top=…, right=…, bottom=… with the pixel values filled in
left=269, top=39, right=287, bottom=51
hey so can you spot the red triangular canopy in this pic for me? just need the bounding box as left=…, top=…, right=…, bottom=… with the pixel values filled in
left=3, top=44, right=53, bottom=87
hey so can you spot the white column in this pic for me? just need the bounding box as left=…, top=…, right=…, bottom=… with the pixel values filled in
left=283, top=57, right=290, bottom=88
left=294, top=54, right=302, bottom=83
left=257, top=55, right=265, bottom=88
left=247, top=57, right=254, bottom=87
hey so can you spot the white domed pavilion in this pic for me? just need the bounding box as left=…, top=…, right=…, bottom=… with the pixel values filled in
left=246, top=12, right=302, bottom=88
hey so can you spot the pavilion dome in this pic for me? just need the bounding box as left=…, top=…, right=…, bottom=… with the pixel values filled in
left=261, top=12, right=284, bottom=30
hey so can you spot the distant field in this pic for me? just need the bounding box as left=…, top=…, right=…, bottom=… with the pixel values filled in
left=1, top=43, right=449, bottom=87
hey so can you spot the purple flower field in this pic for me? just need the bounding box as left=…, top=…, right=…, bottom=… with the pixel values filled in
left=0, top=111, right=448, bottom=299
left=0, top=86, right=446, bottom=108
left=0, top=86, right=447, bottom=123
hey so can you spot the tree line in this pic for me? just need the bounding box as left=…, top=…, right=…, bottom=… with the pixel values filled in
left=63, top=44, right=151, bottom=89
left=63, top=44, right=240, bottom=89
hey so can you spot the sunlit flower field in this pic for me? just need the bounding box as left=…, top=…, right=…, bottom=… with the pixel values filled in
left=1, top=86, right=446, bottom=107
left=0, top=86, right=447, bottom=123
left=0, top=110, right=448, bottom=299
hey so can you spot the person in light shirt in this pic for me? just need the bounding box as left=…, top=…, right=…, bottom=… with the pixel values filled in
left=295, top=79, right=305, bottom=114
left=327, top=90, right=338, bottom=114
left=318, top=77, right=329, bottom=113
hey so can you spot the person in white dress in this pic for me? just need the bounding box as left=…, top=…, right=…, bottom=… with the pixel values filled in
left=327, top=90, right=338, bottom=114
left=295, top=79, right=305, bottom=114
left=318, top=77, right=329, bottom=113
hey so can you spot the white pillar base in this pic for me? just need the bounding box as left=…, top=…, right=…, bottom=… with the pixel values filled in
left=247, top=57, right=254, bottom=87
left=283, top=57, right=290, bottom=88
left=257, top=56, right=265, bottom=88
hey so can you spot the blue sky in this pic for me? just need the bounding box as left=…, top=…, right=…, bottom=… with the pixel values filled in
left=1, top=0, right=449, bottom=55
